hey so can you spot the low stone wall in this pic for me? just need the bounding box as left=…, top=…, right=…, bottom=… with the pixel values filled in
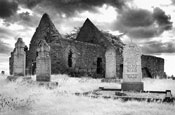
left=141, top=55, right=164, bottom=78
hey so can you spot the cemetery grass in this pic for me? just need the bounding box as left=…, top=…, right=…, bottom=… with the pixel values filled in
left=0, top=74, right=175, bottom=115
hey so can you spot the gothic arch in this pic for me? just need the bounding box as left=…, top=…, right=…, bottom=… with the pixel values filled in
left=64, top=45, right=77, bottom=68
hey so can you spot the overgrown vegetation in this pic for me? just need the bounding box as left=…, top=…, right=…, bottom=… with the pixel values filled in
left=0, top=75, right=175, bottom=115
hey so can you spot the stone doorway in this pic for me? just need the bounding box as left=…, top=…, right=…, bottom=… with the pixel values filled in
left=96, top=57, right=102, bottom=74
left=105, top=48, right=116, bottom=78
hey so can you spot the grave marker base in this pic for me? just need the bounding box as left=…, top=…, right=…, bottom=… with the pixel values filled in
left=121, top=82, right=143, bottom=92
left=36, top=75, right=50, bottom=82
left=101, top=78, right=121, bottom=83
left=36, top=81, right=58, bottom=89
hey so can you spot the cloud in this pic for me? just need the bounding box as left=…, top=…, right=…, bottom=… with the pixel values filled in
left=141, top=41, right=175, bottom=54
left=128, top=27, right=158, bottom=38
left=119, top=9, right=154, bottom=28
left=3, top=11, right=40, bottom=27
left=17, top=0, right=127, bottom=17
left=0, top=0, right=18, bottom=18
left=17, top=0, right=42, bottom=9
left=153, top=7, right=172, bottom=30
left=0, top=27, right=15, bottom=39
left=113, top=7, right=173, bottom=39
left=0, top=40, right=12, bottom=54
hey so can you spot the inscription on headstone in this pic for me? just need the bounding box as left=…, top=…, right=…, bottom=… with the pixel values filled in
left=122, top=42, right=144, bottom=91
left=13, top=38, right=26, bottom=76
left=36, top=40, right=51, bottom=82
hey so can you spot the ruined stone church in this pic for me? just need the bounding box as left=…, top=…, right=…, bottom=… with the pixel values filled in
left=9, top=13, right=164, bottom=79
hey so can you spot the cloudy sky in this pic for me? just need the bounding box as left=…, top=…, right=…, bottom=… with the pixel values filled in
left=0, top=0, right=175, bottom=76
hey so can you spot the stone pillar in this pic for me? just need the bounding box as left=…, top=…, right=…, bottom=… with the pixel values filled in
left=36, top=40, right=51, bottom=82
left=13, top=38, right=26, bottom=76
left=121, top=43, right=144, bottom=92
left=105, top=47, right=116, bottom=78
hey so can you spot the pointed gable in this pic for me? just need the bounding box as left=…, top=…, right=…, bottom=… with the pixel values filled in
left=27, top=13, right=62, bottom=74
left=30, top=13, right=62, bottom=45
left=76, top=18, right=109, bottom=47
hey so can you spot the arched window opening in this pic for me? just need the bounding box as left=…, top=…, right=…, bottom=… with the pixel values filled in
left=68, top=50, right=73, bottom=67
left=97, top=57, right=102, bottom=74
left=119, top=64, right=123, bottom=79
left=31, top=60, right=36, bottom=75
left=36, top=51, right=38, bottom=57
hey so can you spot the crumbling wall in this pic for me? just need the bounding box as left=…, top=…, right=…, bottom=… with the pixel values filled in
left=115, top=54, right=164, bottom=79
left=141, top=55, right=164, bottom=78
left=50, top=38, right=106, bottom=78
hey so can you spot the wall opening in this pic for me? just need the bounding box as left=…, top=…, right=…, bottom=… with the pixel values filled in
left=36, top=51, right=38, bottom=57
left=142, top=67, right=152, bottom=78
left=96, top=57, right=102, bottom=74
left=31, top=60, right=36, bottom=75
left=68, top=50, right=73, bottom=67
left=119, top=64, right=123, bottom=79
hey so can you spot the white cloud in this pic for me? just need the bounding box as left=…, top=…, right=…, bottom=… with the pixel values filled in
left=132, top=0, right=172, bottom=10
left=76, top=4, right=117, bottom=23
left=154, top=53, right=175, bottom=76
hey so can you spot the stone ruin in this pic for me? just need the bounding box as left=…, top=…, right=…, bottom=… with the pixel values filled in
left=9, top=13, right=165, bottom=79
left=7, top=13, right=174, bottom=103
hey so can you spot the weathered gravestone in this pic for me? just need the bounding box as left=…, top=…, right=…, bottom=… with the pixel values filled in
left=13, top=38, right=26, bottom=76
left=121, top=42, right=144, bottom=92
left=36, top=40, right=51, bottom=82
left=105, top=47, right=116, bottom=78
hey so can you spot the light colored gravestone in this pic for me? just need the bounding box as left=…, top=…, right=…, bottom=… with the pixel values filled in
left=105, top=47, right=116, bottom=78
left=121, top=42, right=144, bottom=91
left=36, top=40, right=51, bottom=82
left=13, top=38, right=26, bottom=76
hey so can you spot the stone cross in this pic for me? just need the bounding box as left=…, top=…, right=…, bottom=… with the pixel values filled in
left=121, top=42, right=144, bottom=91
left=13, top=38, right=26, bottom=76
left=36, top=40, right=51, bottom=82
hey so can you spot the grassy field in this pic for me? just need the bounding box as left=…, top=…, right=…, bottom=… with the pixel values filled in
left=0, top=74, right=175, bottom=115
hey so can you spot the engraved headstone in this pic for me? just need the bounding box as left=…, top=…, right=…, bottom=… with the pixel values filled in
left=13, top=38, right=26, bottom=76
left=121, top=42, right=144, bottom=91
left=36, top=40, right=51, bottom=82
